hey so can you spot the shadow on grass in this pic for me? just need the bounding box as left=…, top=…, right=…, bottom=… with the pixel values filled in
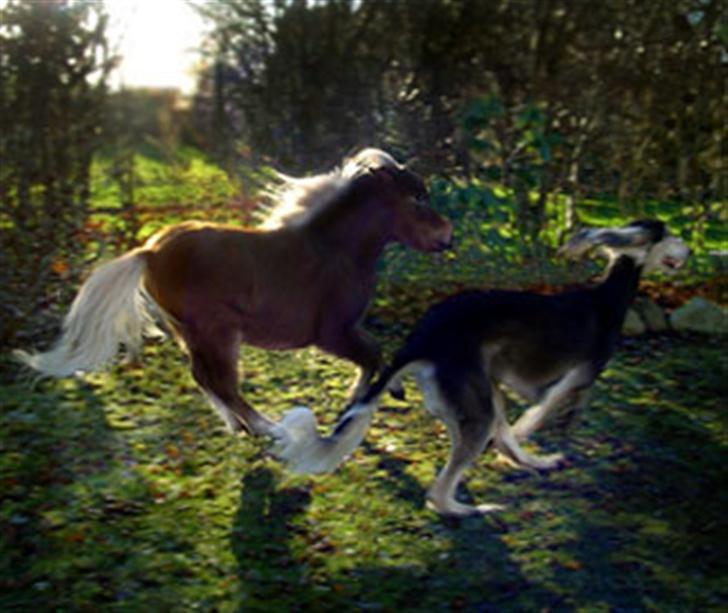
left=546, top=343, right=727, bottom=609
left=295, top=335, right=724, bottom=610
left=230, top=468, right=316, bottom=608
left=4, top=336, right=723, bottom=610
left=0, top=355, right=199, bottom=610
left=501, top=335, right=727, bottom=609
left=360, top=447, right=566, bottom=610
left=0, top=376, right=119, bottom=608
left=231, top=460, right=564, bottom=610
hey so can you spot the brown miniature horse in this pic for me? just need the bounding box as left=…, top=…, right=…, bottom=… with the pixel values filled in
left=15, top=148, right=453, bottom=438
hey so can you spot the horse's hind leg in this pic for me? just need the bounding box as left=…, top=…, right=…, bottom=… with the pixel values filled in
left=186, top=331, right=275, bottom=436
left=425, top=366, right=503, bottom=516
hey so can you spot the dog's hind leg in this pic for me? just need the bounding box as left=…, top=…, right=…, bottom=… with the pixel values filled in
left=551, top=387, right=591, bottom=434
left=492, top=387, right=564, bottom=471
left=425, top=366, right=504, bottom=516
left=511, top=365, right=593, bottom=441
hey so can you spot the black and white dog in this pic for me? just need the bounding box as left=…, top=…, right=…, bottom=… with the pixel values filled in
left=272, top=220, right=690, bottom=516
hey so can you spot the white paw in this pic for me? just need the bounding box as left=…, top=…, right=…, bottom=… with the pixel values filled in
left=510, top=423, right=531, bottom=441
left=530, top=452, right=565, bottom=471
left=492, top=450, right=520, bottom=469
left=426, top=498, right=506, bottom=517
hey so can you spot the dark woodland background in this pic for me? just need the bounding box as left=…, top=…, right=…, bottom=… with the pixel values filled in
left=2, top=1, right=724, bottom=346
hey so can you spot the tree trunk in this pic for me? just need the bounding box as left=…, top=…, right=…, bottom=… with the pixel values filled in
left=564, top=156, right=580, bottom=233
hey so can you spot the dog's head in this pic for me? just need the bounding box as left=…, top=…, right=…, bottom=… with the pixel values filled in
left=560, top=219, right=690, bottom=274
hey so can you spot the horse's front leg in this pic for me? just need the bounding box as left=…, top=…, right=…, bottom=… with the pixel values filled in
left=318, top=326, right=381, bottom=401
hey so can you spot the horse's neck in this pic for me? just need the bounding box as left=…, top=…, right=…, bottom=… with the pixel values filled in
left=306, top=196, right=391, bottom=271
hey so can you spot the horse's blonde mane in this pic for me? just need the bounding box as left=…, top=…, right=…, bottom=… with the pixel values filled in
left=259, top=148, right=401, bottom=230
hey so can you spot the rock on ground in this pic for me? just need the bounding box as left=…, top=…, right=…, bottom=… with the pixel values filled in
left=622, top=308, right=646, bottom=336
left=670, top=297, right=728, bottom=335
left=633, top=296, right=668, bottom=332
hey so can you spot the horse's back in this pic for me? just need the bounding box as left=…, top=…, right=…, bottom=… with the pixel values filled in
left=144, top=221, right=250, bottom=250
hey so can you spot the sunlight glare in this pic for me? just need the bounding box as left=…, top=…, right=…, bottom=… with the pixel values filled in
left=105, top=0, right=206, bottom=94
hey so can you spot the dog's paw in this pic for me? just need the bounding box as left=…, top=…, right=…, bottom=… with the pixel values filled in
left=427, top=498, right=506, bottom=517
left=492, top=450, right=520, bottom=469
left=531, top=452, right=565, bottom=471
left=499, top=452, right=567, bottom=474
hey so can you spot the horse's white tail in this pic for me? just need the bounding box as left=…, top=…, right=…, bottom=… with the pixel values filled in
left=14, top=249, right=154, bottom=378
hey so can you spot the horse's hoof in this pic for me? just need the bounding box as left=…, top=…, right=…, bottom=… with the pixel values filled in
left=242, top=415, right=279, bottom=438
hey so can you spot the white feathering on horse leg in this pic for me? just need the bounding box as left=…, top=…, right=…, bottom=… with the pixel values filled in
left=271, top=402, right=375, bottom=474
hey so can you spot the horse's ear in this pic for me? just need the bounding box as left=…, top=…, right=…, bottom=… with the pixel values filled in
left=369, top=165, right=428, bottom=198
left=344, top=148, right=400, bottom=176
left=346, top=165, right=397, bottom=197
left=367, top=165, right=400, bottom=184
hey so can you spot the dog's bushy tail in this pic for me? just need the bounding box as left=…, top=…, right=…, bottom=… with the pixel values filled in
left=271, top=360, right=413, bottom=474
left=14, top=248, right=155, bottom=378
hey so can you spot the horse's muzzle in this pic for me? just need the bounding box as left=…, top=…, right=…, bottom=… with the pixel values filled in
left=436, top=236, right=454, bottom=252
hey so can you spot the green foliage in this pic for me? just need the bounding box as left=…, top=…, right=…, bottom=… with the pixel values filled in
left=462, top=97, right=557, bottom=188
left=0, top=0, right=114, bottom=347
left=380, top=177, right=724, bottom=297
left=1, top=331, right=724, bottom=609
left=0, top=0, right=113, bottom=240
left=195, top=0, right=724, bottom=208
left=91, top=146, right=238, bottom=210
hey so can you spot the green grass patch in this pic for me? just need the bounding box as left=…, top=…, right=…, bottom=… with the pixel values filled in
left=90, top=146, right=239, bottom=210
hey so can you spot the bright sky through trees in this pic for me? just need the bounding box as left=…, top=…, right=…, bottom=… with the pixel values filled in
left=106, top=0, right=205, bottom=93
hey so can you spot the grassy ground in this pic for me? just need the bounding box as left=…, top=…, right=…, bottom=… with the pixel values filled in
left=1, top=327, right=725, bottom=611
